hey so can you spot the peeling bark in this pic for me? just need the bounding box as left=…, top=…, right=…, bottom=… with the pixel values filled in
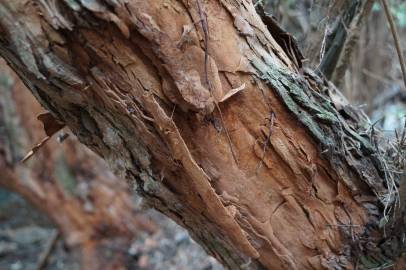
left=0, top=61, right=155, bottom=270
left=0, top=1, right=403, bottom=269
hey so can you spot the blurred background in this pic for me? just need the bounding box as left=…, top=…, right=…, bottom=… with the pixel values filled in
left=0, top=0, right=406, bottom=269
left=261, top=0, right=406, bottom=133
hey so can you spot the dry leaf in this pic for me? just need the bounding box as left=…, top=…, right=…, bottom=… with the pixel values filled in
left=37, top=112, right=65, bottom=137
left=21, top=112, right=65, bottom=163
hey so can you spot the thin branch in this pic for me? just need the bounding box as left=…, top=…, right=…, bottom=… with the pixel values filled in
left=196, top=0, right=238, bottom=164
left=256, top=112, right=275, bottom=174
left=35, top=230, right=59, bottom=270
left=381, top=0, right=406, bottom=89
left=332, top=0, right=374, bottom=85
left=196, top=0, right=209, bottom=87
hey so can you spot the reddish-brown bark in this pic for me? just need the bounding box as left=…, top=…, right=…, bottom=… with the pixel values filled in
left=0, top=1, right=403, bottom=269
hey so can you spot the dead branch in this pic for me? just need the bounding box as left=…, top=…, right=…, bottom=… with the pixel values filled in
left=381, top=0, right=406, bottom=89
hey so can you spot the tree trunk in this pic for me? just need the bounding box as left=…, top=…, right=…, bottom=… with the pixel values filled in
left=0, top=1, right=402, bottom=269
left=0, top=60, right=156, bottom=270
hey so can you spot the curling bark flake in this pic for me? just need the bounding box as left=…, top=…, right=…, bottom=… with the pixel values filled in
left=0, top=0, right=402, bottom=269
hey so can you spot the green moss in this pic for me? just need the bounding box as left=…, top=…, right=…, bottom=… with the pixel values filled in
left=251, top=57, right=335, bottom=147
left=359, top=256, right=380, bottom=268
left=250, top=55, right=378, bottom=157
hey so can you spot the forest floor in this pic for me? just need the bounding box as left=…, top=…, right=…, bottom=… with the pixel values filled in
left=0, top=188, right=223, bottom=270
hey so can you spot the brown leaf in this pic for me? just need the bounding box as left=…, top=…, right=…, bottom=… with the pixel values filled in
left=21, top=112, right=65, bottom=163
left=37, top=112, right=65, bottom=137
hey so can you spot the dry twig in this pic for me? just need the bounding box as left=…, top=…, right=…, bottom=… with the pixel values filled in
left=35, top=230, right=60, bottom=270
left=196, top=0, right=238, bottom=164
left=381, top=0, right=406, bottom=89
left=256, top=112, right=275, bottom=173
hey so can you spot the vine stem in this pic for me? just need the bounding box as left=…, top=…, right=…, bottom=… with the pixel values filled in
left=381, top=0, right=406, bottom=89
